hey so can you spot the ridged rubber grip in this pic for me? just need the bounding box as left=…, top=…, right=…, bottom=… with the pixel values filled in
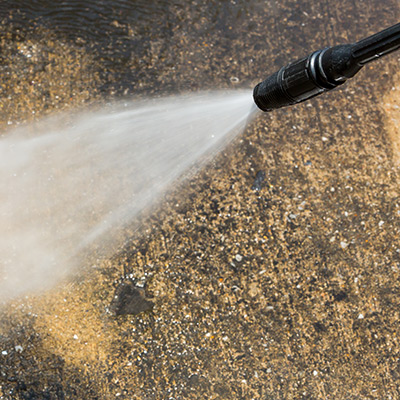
left=253, top=68, right=288, bottom=112
left=253, top=53, right=327, bottom=112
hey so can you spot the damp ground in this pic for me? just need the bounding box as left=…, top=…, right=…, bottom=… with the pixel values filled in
left=1, top=1, right=400, bottom=399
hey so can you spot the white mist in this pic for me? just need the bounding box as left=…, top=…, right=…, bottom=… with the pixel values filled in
left=0, top=90, right=255, bottom=302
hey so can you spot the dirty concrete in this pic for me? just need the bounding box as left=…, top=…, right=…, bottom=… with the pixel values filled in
left=1, top=1, right=400, bottom=399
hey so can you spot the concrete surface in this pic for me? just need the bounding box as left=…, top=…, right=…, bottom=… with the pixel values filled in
left=0, top=1, right=400, bottom=398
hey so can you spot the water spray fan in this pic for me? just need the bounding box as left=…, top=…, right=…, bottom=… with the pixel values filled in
left=253, top=22, right=400, bottom=111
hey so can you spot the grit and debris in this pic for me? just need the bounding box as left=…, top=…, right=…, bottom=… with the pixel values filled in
left=1, top=1, right=400, bottom=399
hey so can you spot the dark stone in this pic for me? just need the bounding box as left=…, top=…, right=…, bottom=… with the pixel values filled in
left=251, top=170, right=266, bottom=191
left=313, top=321, right=327, bottom=333
left=333, top=290, right=348, bottom=302
left=187, top=374, right=209, bottom=391
left=213, top=382, right=230, bottom=396
left=110, top=281, right=154, bottom=316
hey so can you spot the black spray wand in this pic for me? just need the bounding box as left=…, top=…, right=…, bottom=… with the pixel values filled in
left=253, top=22, right=400, bottom=112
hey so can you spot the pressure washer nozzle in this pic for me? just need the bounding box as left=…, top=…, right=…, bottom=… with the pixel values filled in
left=253, top=22, right=400, bottom=112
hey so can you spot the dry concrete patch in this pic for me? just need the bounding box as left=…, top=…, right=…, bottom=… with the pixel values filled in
left=382, top=72, right=400, bottom=165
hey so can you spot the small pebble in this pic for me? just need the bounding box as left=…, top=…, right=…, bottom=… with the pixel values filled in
left=235, top=254, right=243, bottom=262
left=251, top=171, right=265, bottom=191
left=15, top=345, right=23, bottom=353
